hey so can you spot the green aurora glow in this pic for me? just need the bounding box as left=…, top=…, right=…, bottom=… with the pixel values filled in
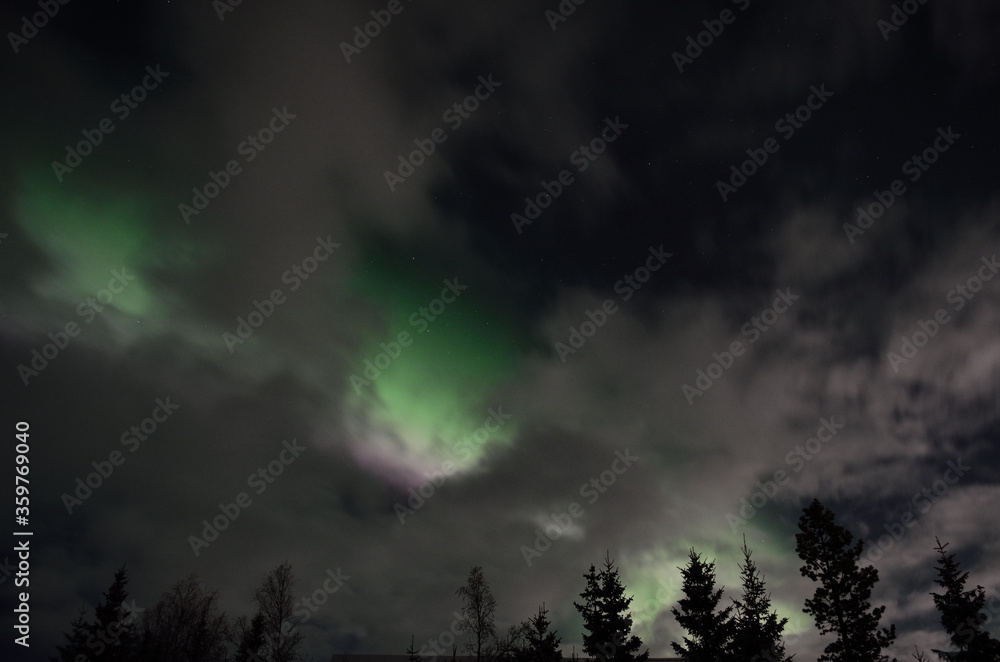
left=345, top=242, right=525, bottom=470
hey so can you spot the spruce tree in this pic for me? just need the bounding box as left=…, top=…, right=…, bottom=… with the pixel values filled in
left=521, top=605, right=563, bottom=662
left=91, top=565, right=139, bottom=661
left=795, top=499, right=896, bottom=662
left=53, top=565, right=141, bottom=662
left=576, top=564, right=605, bottom=657
left=52, top=607, right=92, bottom=662
left=930, top=537, right=1000, bottom=661
left=407, top=634, right=423, bottom=662
left=730, top=537, right=790, bottom=662
left=574, top=552, right=649, bottom=662
left=671, top=548, right=733, bottom=662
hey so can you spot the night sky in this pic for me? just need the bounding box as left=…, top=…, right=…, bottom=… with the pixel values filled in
left=2, top=0, right=1000, bottom=660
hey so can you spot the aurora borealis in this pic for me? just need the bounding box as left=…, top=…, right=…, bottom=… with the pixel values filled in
left=3, top=1, right=1000, bottom=660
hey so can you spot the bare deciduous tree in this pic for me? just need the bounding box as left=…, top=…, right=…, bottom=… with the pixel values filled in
left=457, top=566, right=497, bottom=662
left=253, top=561, right=305, bottom=662
left=138, top=574, right=229, bottom=662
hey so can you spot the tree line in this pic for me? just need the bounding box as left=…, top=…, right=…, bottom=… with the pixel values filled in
left=421, top=500, right=999, bottom=662
left=52, top=561, right=305, bottom=662
left=52, top=499, right=1000, bottom=661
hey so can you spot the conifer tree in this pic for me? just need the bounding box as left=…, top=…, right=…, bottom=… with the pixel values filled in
left=52, top=565, right=141, bottom=662
left=730, top=537, right=790, bottom=662
left=521, top=604, right=563, bottom=662
left=671, top=548, right=733, bottom=662
left=52, top=607, right=92, bottom=662
left=91, top=564, right=140, bottom=661
left=930, top=537, right=1000, bottom=661
left=574, top=552, right=649, bottom=662
left=795, top=499, right=895, bottom=662
left=407, top=634, right=423, bottom=662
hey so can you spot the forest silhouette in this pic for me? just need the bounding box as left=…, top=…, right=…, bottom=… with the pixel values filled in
left=52, top=500, right=999, bottom=662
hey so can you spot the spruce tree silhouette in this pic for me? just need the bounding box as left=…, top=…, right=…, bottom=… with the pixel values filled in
left=52, top=607, right=94, bottom=662
left=520, top=604, right=563, bottom=662
left=574, top=551, right=649, bottom=662
left=671, top=548, right=733, bottom=662
left=52, top=564, right=139, bottom=662
left=407, top=634, right=423, bottom=662
left=795, top=499, right=896, bottom=662
left=730, top=536, right=790, bottom=662
left=930, top=537, right=1000, bottom=661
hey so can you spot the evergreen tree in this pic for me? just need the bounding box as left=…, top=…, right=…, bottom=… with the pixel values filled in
left=930, top=537, right=1000, bottom=661
left=52, top=565, right=141, bottom=662
left=574, top=552, right=649, bottom=662
left=457, top=566, right=497, bottom=662
left=407, top=634, right=423, bottom=662
left=730, top=537, right=790, bottom=662
left=90, top=564, right=139, bottom=661
left=576, top=564, right=605, bottom=657
left=52, top=607, right=92, bottom=662
left=795, top=499, right=896, bottom=662
left=520, top=604, right=563, bottom=662
left=671, top=548, right=733, bottom=662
